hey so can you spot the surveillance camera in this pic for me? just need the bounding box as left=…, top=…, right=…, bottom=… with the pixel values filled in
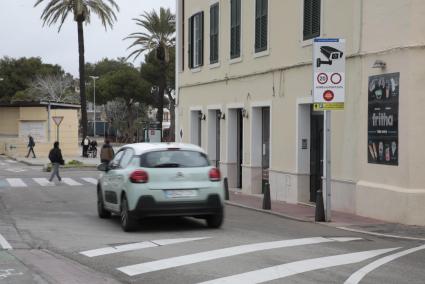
left=317, top=46, right=344, bottom=68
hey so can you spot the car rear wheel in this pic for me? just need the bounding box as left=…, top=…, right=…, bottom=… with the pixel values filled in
left=97, top=188, right=111, bottom=219
left=121, top=195, right=136, bottom=232
left=206, top=210, right=224, bottom=228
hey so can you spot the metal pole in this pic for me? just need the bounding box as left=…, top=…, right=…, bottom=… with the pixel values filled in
left=324, top=110, right=332, bottom=221
left=93, top=78, right=96, bottom=137
left=57, top=125, right=59, bottom=142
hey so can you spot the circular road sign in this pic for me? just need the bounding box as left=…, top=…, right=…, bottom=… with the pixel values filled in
left=331, top=73, right=342, bottom=85
left=323, top=90, right=335, bottom=102
left=317, top=73, right=328, bottom=85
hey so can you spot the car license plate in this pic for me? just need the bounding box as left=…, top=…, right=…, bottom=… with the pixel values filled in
left=165, top=189, right=198, bottom=199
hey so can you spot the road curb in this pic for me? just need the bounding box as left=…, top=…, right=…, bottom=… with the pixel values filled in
left=225, top=201, right=425, bottom=241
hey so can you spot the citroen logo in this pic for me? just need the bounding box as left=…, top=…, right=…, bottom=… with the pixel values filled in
left=176, top=172, right=184, bottom=178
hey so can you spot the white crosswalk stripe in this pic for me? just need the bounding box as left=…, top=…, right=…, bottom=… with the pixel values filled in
left=61, top=178, right=82, bottom=186
left=81, top=178, right=97, bottom=185
left=0, top=162, right=6, bottom=166
left=80, top=237, right=210, bottom=257
left=197, top=248, right=399, bottom=284
left=6, top=178, right=27, bottom=187
left=5, top=159, right=17, bottom=163
left=117, top=237, right=362, bottom=277
left=0, top=234, right=13, bottom=250
left=33, top=178, right=55, bottom=187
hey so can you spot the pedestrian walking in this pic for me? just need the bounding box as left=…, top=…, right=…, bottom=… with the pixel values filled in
left=100, top=139, right=114, bottom=164
left=48, top=141, right=64, bottom=182
left=81, top=136, right=90, bottom=157
left=25, top=134, right=36, bottom=158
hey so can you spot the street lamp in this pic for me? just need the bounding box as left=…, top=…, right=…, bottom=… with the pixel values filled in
left=89, top=76, right=99, bottom=137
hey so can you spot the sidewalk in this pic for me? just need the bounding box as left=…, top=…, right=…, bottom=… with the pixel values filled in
left=227, top=189, right=425, bottom=241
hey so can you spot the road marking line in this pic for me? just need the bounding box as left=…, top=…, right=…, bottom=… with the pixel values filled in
left=6, top=178, right=27, bottom=187
left=80, top=237, right=210, bottom=257
left=33, top=178, right=55, bottom=187
left=5, top=160, right=17, bottom=163
left=344, top=244, right=425, bottom=284
left=0, top=234, right=13, bottom=250
left=5, top=168, right=26, bottom=173
left=81, top=178, right=97, bottom=185
left=337, top=226, right=425, bottom=242
left=61, top=178, right=82, bottom=186
left=198, top=248, right=399, bottom=284
left=0, top=162, right=6, bottom=166
left=117, top=237, right=362, bottom=276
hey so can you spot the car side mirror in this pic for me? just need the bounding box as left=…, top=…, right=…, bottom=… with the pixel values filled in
left=97, top=163, right=109, bottom=172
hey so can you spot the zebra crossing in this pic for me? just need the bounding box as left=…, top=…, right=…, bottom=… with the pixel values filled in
left=74, top=236, right=425, bottom=283
left=0, top=177, right=97, bottom=188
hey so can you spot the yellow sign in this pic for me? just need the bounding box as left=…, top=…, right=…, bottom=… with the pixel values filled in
left=313, top=103, right=344, bottom=111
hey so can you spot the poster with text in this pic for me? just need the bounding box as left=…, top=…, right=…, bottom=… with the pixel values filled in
left=368, top=73, right=399, bottom=166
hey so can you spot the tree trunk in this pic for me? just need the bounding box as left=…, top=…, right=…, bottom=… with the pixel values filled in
left=157, top=60, right=166, bottom=141
left=77, top=20, right=88, bottom=138
left=167, top=91, right=176, bottom=142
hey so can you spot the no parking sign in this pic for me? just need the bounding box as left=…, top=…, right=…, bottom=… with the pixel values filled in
left=313, top=38, right=345, bottom=110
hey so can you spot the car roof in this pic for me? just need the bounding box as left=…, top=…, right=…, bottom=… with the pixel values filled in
left=118, top=143, right=206, bottom=156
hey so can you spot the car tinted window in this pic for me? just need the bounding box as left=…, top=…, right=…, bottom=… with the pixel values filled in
left=120, top=149, right=134, bottom=168
left=140, top=150, right=210, bottom=168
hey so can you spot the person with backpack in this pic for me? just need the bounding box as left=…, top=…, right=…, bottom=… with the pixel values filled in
left=48, top=141, right=64, bottom=182
left=100, top=139, right=114, bottom=164
left=25, top=134, right=36, bottom=158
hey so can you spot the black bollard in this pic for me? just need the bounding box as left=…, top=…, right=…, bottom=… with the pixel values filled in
left=315, top=190, right=325, bottom=222
left=223, top=177, right=230, bottom=201
left=262, top=182, right=271, bottom=210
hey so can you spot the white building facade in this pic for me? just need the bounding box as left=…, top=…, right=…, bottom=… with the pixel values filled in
left=175, top=0, right=425, bottom=226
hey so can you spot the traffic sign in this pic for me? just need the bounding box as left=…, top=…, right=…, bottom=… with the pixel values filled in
left=313, top=38, right=345, bottom=111
left=52, top=116, right=64, bottom=126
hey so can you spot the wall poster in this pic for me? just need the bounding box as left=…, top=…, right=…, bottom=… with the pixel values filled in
left=368, top=72, right=399, bottom=166
left=19, top=121, right=47, bottom=143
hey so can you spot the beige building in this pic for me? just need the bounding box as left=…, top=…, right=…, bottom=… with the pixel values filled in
left=0, top=102, right=80, bottom=158
left=175, top=0, right=425, bottom=225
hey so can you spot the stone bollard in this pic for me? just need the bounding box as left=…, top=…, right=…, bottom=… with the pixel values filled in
left=262, top=182, right=271, bottom=210
left=315, top=190, right=325, bottom=222
left=223, top=177, right=230, bottom=200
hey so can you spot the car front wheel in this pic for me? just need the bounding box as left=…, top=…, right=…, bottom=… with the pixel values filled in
left=97, top=188, right=111, bottom=219
left=120, top=195, right=136, bottom=232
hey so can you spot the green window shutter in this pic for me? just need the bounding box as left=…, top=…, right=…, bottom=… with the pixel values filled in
left=210, top=3, right=219, bottom=64
left=199, top=11, right=204, bottom=66
left=188, top=17, right=193, bottom=68
left=255, top=0, right=268, bottom=53
left=303, top=0, right=320, bottom=40
left=230, top=0, right=241, bottom=59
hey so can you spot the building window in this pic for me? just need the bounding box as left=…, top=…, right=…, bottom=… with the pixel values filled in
left=255, top=0, right=268, bottom=53
left=210, top=3, right=219, bottom=64
left=230, top=0, right=241, bottom=59
left=303, top=0, right=321, bottom=41
left=189, top=12, right=204, bottom=69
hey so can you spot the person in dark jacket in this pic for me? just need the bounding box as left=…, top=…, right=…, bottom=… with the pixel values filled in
left=25, top=135, right=36, bottom=158
left=100, top=139, right=114, bottom=164
left=48, top=141, right=64, bottom=182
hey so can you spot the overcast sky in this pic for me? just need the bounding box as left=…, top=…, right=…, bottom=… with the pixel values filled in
left=0, top=0, right=175, bottom=77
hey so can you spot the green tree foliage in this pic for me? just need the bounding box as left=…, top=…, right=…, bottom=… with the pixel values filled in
left=0, top=56, right=65, bottom=103
left=34, top=0, right=119, bottom=138
left=97, top=66, right=153, bottom=142
left=125, top=8, right=175, bottom=140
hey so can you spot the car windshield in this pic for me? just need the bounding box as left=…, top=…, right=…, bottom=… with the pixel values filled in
left=140, top=150, right=210, bottom=168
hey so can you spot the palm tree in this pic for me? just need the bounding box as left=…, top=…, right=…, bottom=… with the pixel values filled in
left=125, top=8, right=175, bottom=141
left=34, top=0, right=119, bottom=138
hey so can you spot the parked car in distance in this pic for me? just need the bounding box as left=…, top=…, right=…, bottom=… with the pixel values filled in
left=96, top=143, right=225, bottom=232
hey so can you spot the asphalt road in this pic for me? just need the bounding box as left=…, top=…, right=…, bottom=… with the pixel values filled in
left=0, top=155, right=424, bottom=283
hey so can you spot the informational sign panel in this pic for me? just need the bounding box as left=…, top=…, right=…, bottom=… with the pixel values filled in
left=313, top=38, right=346, bottom=111
left=368, top=73, right=399, bottom=166
left=19, top=121, right=46, bottom=142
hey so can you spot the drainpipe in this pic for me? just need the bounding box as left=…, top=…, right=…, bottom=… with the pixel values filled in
left=47, top=101, right=51, bottom=142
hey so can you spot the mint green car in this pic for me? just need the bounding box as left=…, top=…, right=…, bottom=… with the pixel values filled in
left=97, top=143, right=225, bottom=232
